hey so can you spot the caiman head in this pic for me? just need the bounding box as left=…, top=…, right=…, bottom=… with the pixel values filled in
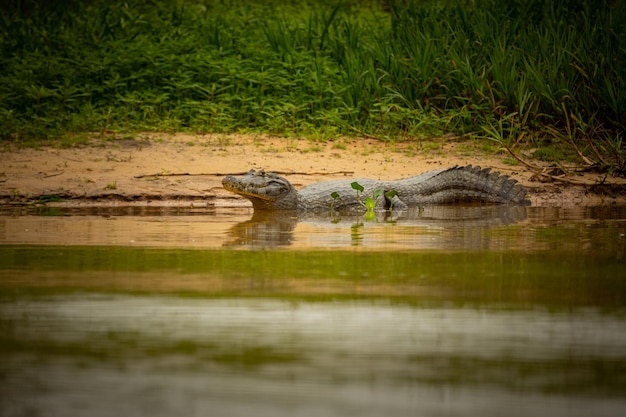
left=222, top=169, right=299, bottom=210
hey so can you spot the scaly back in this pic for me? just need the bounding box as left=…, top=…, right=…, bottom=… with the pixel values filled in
left=390, top=165, right=530, bottom=205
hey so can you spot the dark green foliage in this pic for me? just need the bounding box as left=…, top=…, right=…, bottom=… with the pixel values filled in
left=1, top=0, right=624, bottom=170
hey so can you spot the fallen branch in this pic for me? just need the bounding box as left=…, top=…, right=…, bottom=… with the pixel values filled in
left=501, top=143, right=543, bottom=173
left=134, top=170, right=355, bottom=179
left=529, top=173, right=594, bottom=186
left=501, top=143, right=602, bottom=186
left=43, top=170, right=65, bottom=178
left=346, top=125, right=382, bottom=140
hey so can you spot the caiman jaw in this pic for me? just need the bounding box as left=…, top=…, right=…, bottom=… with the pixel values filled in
left=222, top=176, right=275, bottom=201
left=222, top=169, right=298, bottom=210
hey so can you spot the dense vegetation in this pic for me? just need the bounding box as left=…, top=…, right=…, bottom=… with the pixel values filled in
left=1, top=0, right=625, bottom=172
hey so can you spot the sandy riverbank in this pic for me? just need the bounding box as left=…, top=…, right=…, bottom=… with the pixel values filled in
left=1, top=133, right=625, bottom=208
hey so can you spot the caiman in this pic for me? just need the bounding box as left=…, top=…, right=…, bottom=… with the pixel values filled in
left=222, top=165, right=531, bottom=211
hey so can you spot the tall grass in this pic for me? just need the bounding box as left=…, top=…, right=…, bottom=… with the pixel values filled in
left=1, top=0, right=624, bottom=171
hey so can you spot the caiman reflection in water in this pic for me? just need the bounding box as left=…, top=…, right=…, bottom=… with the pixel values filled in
left=225, top=205, right=529, bottom=248
left=1, top=205, right=626, bottom=417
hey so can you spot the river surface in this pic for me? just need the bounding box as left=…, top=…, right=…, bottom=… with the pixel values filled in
left=1, top=205, right=625, bottom=417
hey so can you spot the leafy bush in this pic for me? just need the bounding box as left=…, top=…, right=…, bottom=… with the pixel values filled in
left=1, top=0, right=624, bottom=171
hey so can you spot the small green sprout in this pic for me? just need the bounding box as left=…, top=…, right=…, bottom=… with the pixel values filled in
left=350, top=181, right=364, bottom=202
left=104, top=181, right=118, bottom=190
left=385, top=190, right=398, bottom=211
left=366, top=188, right=384, bottom=210
left=330, top=182, right=398, bottom=221
left=330, top=191, right=341, bottom=212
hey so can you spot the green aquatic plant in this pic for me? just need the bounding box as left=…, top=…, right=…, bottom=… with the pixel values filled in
left=352, top=182, right=398, bottom=211
left=330, top=191, right=341, bottom=214
left=349, top=181, right=372, bottom=210
left=335, top=181, right=397, bottom=220
left=385, top=189, right=398, bottom=211
left=330, top=182, right=399, bottom=218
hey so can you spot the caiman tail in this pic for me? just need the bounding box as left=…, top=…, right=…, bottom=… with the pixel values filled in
left=392, top=165, right=530, bottom=206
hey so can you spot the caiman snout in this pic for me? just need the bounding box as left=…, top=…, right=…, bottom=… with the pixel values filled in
left=221, top=169, right=300, bottom=210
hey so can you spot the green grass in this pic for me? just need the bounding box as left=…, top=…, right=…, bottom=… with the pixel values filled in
left=1, top=0, right=625, bottom=172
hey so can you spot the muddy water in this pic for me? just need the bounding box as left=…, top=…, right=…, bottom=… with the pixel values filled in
left=1, top=205, right=626, bottom=417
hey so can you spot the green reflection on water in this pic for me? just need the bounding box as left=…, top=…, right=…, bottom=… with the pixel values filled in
left=1, top=246, right=624, bottom=308
left=0, top=329, right=302, bottom=369
left=405, top=354, right=626, bottom=396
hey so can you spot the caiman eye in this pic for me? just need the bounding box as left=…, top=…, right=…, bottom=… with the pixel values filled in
left=259, top=169, right=266, bottom=176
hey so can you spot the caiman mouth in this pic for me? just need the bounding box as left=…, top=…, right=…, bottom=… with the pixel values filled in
left=222, top=176, right=275, bottom=201
left=222, top=170, right=290, bottom=203
left=222, top=182, right=275, bottom=201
